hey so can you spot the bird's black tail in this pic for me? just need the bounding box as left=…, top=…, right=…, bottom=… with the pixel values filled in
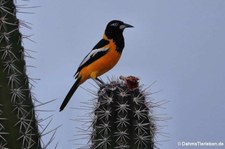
left=59, top=77, right=81, bottom=112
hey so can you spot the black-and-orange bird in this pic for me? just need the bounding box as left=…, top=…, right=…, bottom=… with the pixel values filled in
left=60, top=20, right=133, bottom=111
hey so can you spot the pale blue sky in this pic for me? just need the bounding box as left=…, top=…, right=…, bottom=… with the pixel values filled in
left=18, top=0, right=225, bottom=148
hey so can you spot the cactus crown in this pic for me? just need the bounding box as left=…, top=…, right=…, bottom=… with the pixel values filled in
left=86, top=76, right=157, bottom=149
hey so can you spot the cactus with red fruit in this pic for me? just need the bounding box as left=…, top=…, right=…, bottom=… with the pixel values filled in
left=90, top=76, right=156, bottom=149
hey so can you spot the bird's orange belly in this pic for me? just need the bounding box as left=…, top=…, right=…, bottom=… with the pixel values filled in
left=89, top=49, right=121, bottom=78
left=79, top=49, right=121, bottom=81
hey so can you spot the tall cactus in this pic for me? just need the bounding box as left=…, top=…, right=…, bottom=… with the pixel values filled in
left=90, top=76, right=156, bottom=149
left=0, top=0, right=41, bottom=148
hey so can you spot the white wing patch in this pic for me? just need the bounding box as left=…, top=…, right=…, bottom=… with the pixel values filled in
left=79, top=47, right=108, bottom=67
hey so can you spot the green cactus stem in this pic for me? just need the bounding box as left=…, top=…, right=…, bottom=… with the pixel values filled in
left=0, top=0, right=41, bottom=148
left=90, top=76, right=156, bottom=149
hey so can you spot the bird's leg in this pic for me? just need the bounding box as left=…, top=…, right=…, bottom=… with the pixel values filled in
left=93, top=77, right=104, bottom=85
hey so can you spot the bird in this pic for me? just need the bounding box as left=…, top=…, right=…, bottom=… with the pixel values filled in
left=59, top=20, right=133, bottom=111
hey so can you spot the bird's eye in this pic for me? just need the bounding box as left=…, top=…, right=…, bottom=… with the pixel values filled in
left=110, top=22, right=119, bottom=27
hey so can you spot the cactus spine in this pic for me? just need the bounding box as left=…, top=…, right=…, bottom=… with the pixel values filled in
left=90, top=76, right=156, bottom=149
left=0, top=0, right=41, bottom=148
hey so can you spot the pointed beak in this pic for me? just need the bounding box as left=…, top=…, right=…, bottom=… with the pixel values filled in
left=120, top=23, right=134, bottom=30
left=124, top=23, right=134, bottom=28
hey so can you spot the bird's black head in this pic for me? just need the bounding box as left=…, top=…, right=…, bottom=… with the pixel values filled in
left=104, top=20, right=133, bottom=39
